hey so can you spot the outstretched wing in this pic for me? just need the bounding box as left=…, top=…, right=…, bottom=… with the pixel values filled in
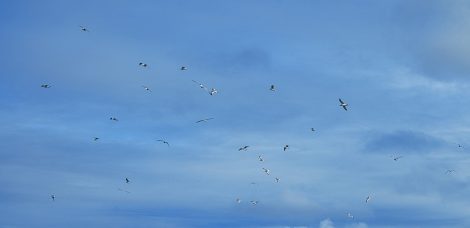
left=342, top=105, right=348, bottom=111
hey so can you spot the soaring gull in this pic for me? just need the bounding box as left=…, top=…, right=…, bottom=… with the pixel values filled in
left=157, top=139, right=170, bottom=147
left=283, top=145, right=289, bottom=151
left=238, top=146, right=249, bottom=151
left=195, top=118, right=214, bottom=123
left=339, top=98, right=348, bottom=111
left=262, top=168, right=270, bottom=175
left=79, top=25, right=89, bottom=32
left=139, top=62, right=148, bottom=67
left=41, top=84, right=51, bottom=88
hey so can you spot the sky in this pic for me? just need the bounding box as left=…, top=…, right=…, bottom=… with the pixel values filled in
left=1, top=0, right=470, bottom=227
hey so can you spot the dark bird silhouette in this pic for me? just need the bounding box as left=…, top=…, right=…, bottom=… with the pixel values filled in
left=139, top=62, right=148, bottom=67
left=195, top=118, right=214, bottom=123
left=238, top=146, right=249, bottom=151
left=180, top=66, right=187, bottom=71
left=110, top=117, right=118, bottom=121
left=41, top=84, right=51, bottom=88
left=79, top=25, right=89, bottom=32
left=157, top=139, right=170, bottom=147
left=125, top=178, right=130, bottom=184
left=339, top=98, right=348, bottom=111
left=283, top=145, right=289, bottom=151
left=93, top=137, right=99, bottom=141
left=270, top=85, right=275, bottom=91
left=51, top=194, right=55, bottom=201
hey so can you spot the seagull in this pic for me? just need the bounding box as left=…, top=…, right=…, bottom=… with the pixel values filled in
left=195, top=118, right=214, bottom=123
left=445, top=169, right=456, bottom=174
left=142, top=86, right=152, bottom=92
left=118, top=188, right=130, bottom=194
left=283, top=145, right=289, bottom=151
left=269, top=85, right=275, bottom=91
left=180, top=66, right=187, bottom=71
left=41, top=84, right=51, bottom=88
left=79, top=25, right=89, bottom=32
left=458, top=144, right=464, bottom=148
left=109, top=117, right=118, bottom=121
left=392, top=155, right=403, bottom=161
left=347, top=212, right=354, bottom=219
left=125, top=178, right=130, bottom=184
left=139, top=62, right=148, bottom=67
left=209, top=88, right=218, bottom=96
left=238, top=146, right=249, bottom=151
left=93, top=137, right=99, bottom=141
left=156, top=139, right=170, bottom=147
left=262, top=168, right=270, bottom=175
left=339, top=98, right=348, bottom=111
left=258, top=155, right=264, bottom=162
left=311, top=128, right=315, bottom=132
left=365, top=195, right=372, bottom=203
left=51, top=194, right=55, bottom=201
left=192, top=80, right=206, bottom=89
left=275, top=177, right=280, bottom=183
left=250, top=200, right=259, bottom=206
left=236, top=198, right=241, bottom=204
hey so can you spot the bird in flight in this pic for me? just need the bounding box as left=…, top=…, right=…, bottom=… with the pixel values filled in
left=238, top=146, right=249, bottom=151
left=339, top=98, right=348, bottom=111
left=445, top=169, right=456, bottom=174
left=142, top=86, right=152, bottom=92
left=180, top=66, right=187, bottom=71
left=236, top=198, right=241, bottom=204
left=250, top=200, right=259, bottom=206
left=125, top=178, right=130, bottom=184
left=392, top=155, right=403, bottom=161
left=195, top=118, right=214, bottom=123
left=41, top=84, right=51, bottom=88
left=262, top=168, right=270, bottom=175
left=51, top=194, right=55, bottom=201
left=93, top=137, right=99, bottom=141
left=311, top=128, right=315, bottom=132
left=209, top=88, right=218, bottom=96
left=258, top=155, right=264, bottom=162
left=269, top=85, right=275, bottom=91
left=283, top=145, right=289, bottom=151
left=139, top=62, right=148, bottom=67
left=79, top=25, right=89, bottom=32
left=156, top=139, right=170, bottom=147
left=192, top=80, right=218, bottom=96
left=109, top=117, right=118, bottom=121
left=275, top=177, right=280, bottom=183
left=347, top=212, right=354, bottom=219
left=365, top=195, right=372, bottom=203
left=118, top=188, right=130, bottom=194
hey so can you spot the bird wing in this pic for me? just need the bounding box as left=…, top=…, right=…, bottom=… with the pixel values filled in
left=342, top=106, right=348, bottom=111
left=339, top=98, right=345, bottom=104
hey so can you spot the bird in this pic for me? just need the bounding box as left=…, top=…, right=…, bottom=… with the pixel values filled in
left=339, top=98, right=348, bottom=111
left=192, top=80, right=206, bottom=89
left=445, top=169, right=456, bottom=174
left=79, top=25, right=89, bottom=32
left=365, top=195, right=372, bottom=203
left=236, top=198, right=241, bottom=204
left=250, top=182, right=257, bottom=185
left=250, top=200, right=259, bottom=206
left=238, top=146, right=249, bottom=151
left=156, top=139, right=170, bottom=147
left=180, top=66, right=187, bottom=71
left=139, top=62, right=148, bottom=67
left=118, top=188, right=130, bottom=194
left=125, top=178, right=130, bottom=184
left=51, top=194, right=55, bottom=201
left=41, top=84, right=51, bottom=88
left=283, top=145, right=289, bottom=151
left=142, top=86, right=152, bottom=92
left=209, top=88, right=218, bottom=96
left=258, top=155, right=264, bottom=162
left=275, top=177, right=280, bottom=183
left=195, top=118, right=214, bottom=123
left=262, top=168, right=270, bottom=175
left=93, top=137, right=99, bottom=141
left=392, top=155, right=403, bottom=161
left=109, top=117, right=118, bottom=121
left=458, top=144, right=464, bottom=148
left=347, top=212, right=354, bottom=219
left=311, top=128, right=315, bottom=132
left=269, top=85, right=275, bottom=91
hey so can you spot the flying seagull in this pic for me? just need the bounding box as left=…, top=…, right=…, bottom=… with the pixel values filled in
left=283, top=145, right=289, bottom=151
left=275, top=177, right=280, bottom=183
left=139, top=62, right=148, bottom=67
left=445, top=169, right=456, bottom=174
left=250, top=200, right=259, bottom=206
left=51, top=194, right=55, bottom=201
left=79, top=25, right=89, bottom=32
left=311, top=128, right=315, bottom=132
left=93, top=137, right=99, bottom=141
left=118, top=188, right=130, bottom=194
left=125, top=178, right=130, bottom=184
left=209, top=88, right=218, bottom=96
left=236, top=198, right=241, bottom=204
left=180, top=66, right=187, bottom=71
left=192, top=80, right=218, bottom=96
left=41, top=84, right=51, bottom=88
left=365, top=195, right=372, bottom=203
left=262, top=168, right=270, bottom=175
left=392, top=155, right=403, bottom=161
left=142, top=86, right=152, bottom=92
left=339, top=98, right=348, bottom=111
left=109, top=117, right=118, bottom=121
left=238, top=146, right=249, bottom=151
left=156, top=139, right=170, bottom=147
left=258, top=155, right=264, bottom=162
left=269, top=85, right=275, bottom=91
left=195, top=118, right=214, bottom=123
left=347, top=212, right=354, bottom=219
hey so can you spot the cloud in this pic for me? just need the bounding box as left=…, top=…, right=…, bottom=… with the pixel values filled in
left=364, top=130, right=445, bottom=154
left=319, top=218, right=334, bottom=228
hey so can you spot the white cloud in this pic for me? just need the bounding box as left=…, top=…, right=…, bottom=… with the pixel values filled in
left=319, top=218, right=334, bottom=228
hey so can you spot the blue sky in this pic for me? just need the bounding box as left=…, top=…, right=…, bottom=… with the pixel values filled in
left=1, top=0, right=470, bottom=227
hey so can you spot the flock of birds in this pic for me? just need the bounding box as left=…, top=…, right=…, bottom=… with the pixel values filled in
left=39, top=25, right=462, bottom=222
